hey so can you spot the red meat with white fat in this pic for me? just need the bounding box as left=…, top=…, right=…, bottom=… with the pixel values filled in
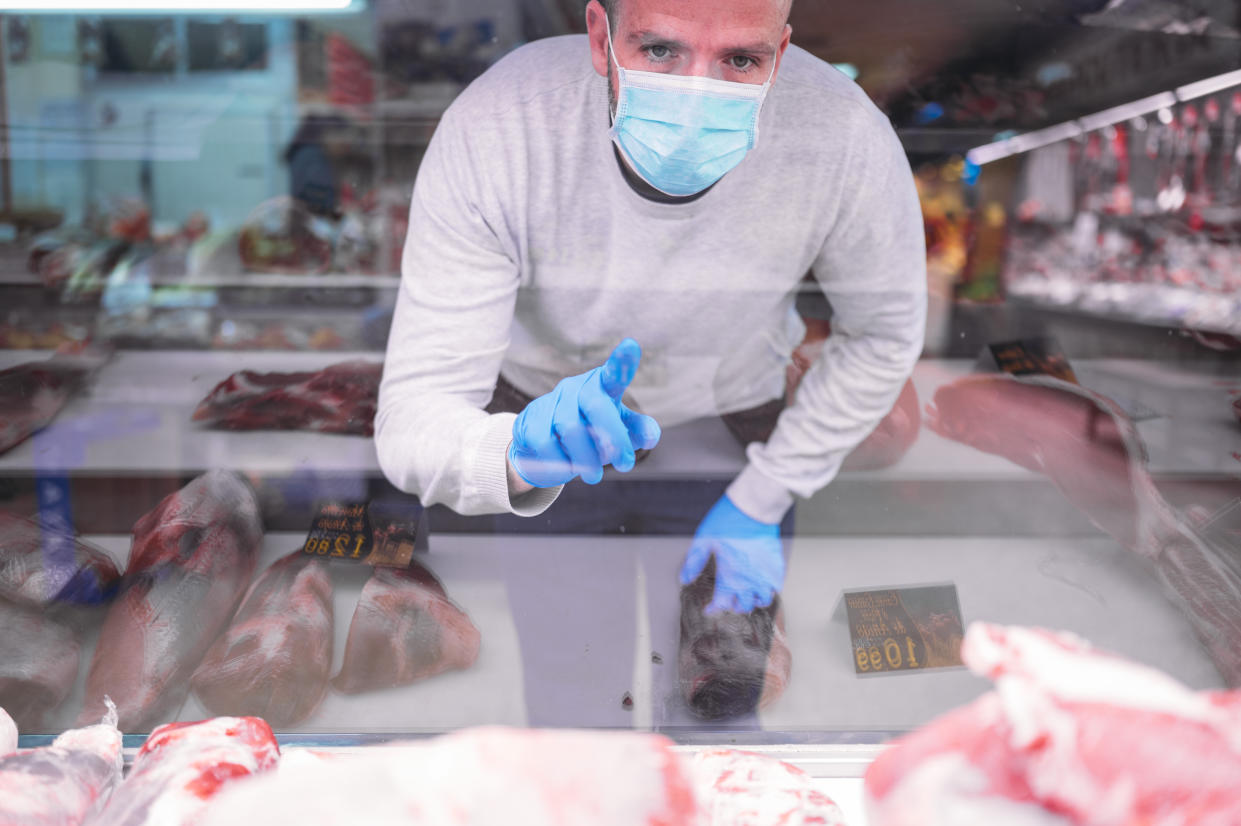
left=0, top=703, right=123, bottom=826
left=85, top=716, right=279, bottom=826
left=192, top=362, right=381, bottom=436
left=865, top=623, right=1241, bottom=826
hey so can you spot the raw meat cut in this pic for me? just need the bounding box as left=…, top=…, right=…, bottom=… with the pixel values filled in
left=679, top=557, right=792, bottom=720
left=0, top=512, right=121, bottom=609
left=79, top=471, right=263, bottom=732
left=865, top=622, right=1241, bottom=826
left=0, top=701, right=123, bottom=826
left=690, top=749, right=848, bottom=826
left=842, top=378, right=921, bottom=471
left=926, top=373, right=1241, bottom=686
left=192, top=361, right=381, bottom=435
left=0, top=347, right=106, bottom=457
left=200, top=727, right=700, bottom=826
left=331, top=559, right=480, bottom=694
left=0, top=708, right=16, bottom=757
left=0, top=597, right=81, bottom=730
left=191, top=552, right=333, bottom=728
left=86, top=716, right=279, bottom=826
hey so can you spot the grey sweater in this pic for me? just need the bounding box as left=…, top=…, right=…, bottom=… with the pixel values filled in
left=377, top=35, right=927, bottom=523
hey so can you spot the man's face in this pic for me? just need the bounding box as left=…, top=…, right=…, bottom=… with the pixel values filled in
left=586, top=0, right=793, bottom=115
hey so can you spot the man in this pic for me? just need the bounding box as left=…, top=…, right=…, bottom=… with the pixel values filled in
left=377, top=0, right=926, bottom=615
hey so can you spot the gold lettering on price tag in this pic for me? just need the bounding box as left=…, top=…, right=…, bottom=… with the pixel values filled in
left=844, top=585, right=965, bottom=675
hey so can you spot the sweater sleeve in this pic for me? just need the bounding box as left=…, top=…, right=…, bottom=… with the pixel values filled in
left=727, top=107, right=927, bottom=524
left=375, top=107, right=562, bottom=517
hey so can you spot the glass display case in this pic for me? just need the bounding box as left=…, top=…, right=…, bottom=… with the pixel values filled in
left=0, top=1, right=1239, bottom=823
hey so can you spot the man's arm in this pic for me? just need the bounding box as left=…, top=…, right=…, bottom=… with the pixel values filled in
left=376, top=108, right=560, bottom=516
left=726, top=108, right=928, bottom=522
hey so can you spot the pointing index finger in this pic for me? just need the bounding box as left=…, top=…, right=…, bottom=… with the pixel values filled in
left=599, top=338, right=642, bottom=401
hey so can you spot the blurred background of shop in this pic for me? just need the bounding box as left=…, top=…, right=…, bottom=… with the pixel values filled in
left=0, top=1, right=1236, bottom=359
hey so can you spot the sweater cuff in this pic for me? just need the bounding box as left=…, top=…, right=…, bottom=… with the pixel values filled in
left=472, top=412, right=562, bottom=517
left=726, top=463, right=796, bottom=525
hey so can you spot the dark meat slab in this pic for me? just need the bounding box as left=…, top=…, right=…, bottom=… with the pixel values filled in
left=191, top=552, right=333, bottom=728
left=927, top=373, right=1241, bottom=687
left=79, top=471, right=263, bottom=732
left=87, top=715, right=279, bottom=826
left=678, top=557, right=792, bottom=721
left=0, top=703, right=123, bottom=826
left=192, top=361, right=381, bottom=436
left=0, top=512, right=121, bottom=610
left=332, top=560, right=480, bottom=694
left=0, top=348, right=106, bottom=457
left=0, top=597, right=81, bottom=730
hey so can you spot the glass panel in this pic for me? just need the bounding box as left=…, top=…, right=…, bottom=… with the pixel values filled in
left=0, top=1, right=1237, bottom=748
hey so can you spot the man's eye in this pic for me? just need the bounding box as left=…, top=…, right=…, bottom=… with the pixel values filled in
left=644, top=45, right=672, bottom=60
left=729, top=55, right=757, bottom=71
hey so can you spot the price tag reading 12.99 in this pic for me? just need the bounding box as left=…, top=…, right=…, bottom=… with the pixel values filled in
left=844, top=585, right=966, bottom=676
left=302, top=501, right=372, bottom=562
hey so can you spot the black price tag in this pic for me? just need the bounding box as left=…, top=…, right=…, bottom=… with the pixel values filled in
left=987, top=337, right=1078, bottom=384
left=303, top=499, right=427, bottom=567
left=844, top=585, right=965, bottom=675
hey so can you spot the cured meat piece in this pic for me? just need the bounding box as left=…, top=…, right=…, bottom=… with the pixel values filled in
left=679, top=557, right=792, bottom=720
left=0, top=512, right=121, bottom=609
left=79, top=471, right=264, bottom=732
left=690, top=749, right=848, bottom=825
left=87, top=716, right=279, bottom=826
left=0, top=347, right=107, bottom=457
left=865, top=623, right=1241, bottom=826
left=0, top=597, right=81, bottom=730
left=842, top=378, right=921, bottom=471
left=0, top=702, right=123, bottom=826
left=201, top=727, right=700, bottom=826
left=192, top=361, right=381, bottom=436
left=926, top=374, right=1241, bottom=686
left=0, top=708, right=16, bottom=757
left=191, top=552, right=333, bottom=728
left=331, top=560, right=480, bottom=694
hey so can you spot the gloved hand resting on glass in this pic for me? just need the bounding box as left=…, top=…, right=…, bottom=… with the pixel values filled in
left=680, top=495, right=786, bottom=615
left=508, top=338, right=662, bottom=488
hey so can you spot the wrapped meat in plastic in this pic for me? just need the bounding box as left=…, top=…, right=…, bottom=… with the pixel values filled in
left=0, top=347, right=107, bottom=457
left=0, top=701, right=123, bottom=826
left=679, top=557, right=792, bottom=720
left=86, top=716, right=279, bottom=826
left=927, top=373, right=1241, bottom=686
left=689, top=749, right=848, bottom=825
left=332, top=560, right=480, bottom=694
left=191, top=552, right=333, bottom=728
left=192, top=361, right=381, bottom=436
left=865, top=623, right=1241, bottom=826
left=0, top=708, right=16, bottom=757
left=79, top=471, right=263, bottom=732
left=0, top=512, right=121, bottom=609
left=200, top=727, right=700, bottom=826
left=0, top=597, right=81, bottom=730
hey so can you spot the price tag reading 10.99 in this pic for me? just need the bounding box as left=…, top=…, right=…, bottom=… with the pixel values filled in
left=844, top=585, right=965, bottom=675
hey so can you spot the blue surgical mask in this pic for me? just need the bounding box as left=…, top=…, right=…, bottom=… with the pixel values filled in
left=607, top=24, right=777, bottom=197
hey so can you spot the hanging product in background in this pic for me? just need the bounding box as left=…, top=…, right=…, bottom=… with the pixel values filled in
left=1005, top=87, right=1241, bottom=337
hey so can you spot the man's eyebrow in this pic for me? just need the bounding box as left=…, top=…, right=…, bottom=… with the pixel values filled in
left=629, top=30, right=689, bottom=50
left=728, top=41, right=775, bottom=55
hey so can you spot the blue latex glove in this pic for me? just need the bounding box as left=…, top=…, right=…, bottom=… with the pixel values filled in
left=508, top=338, right=661, bottom=488
left=679, top=495, right=785, bottom=615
